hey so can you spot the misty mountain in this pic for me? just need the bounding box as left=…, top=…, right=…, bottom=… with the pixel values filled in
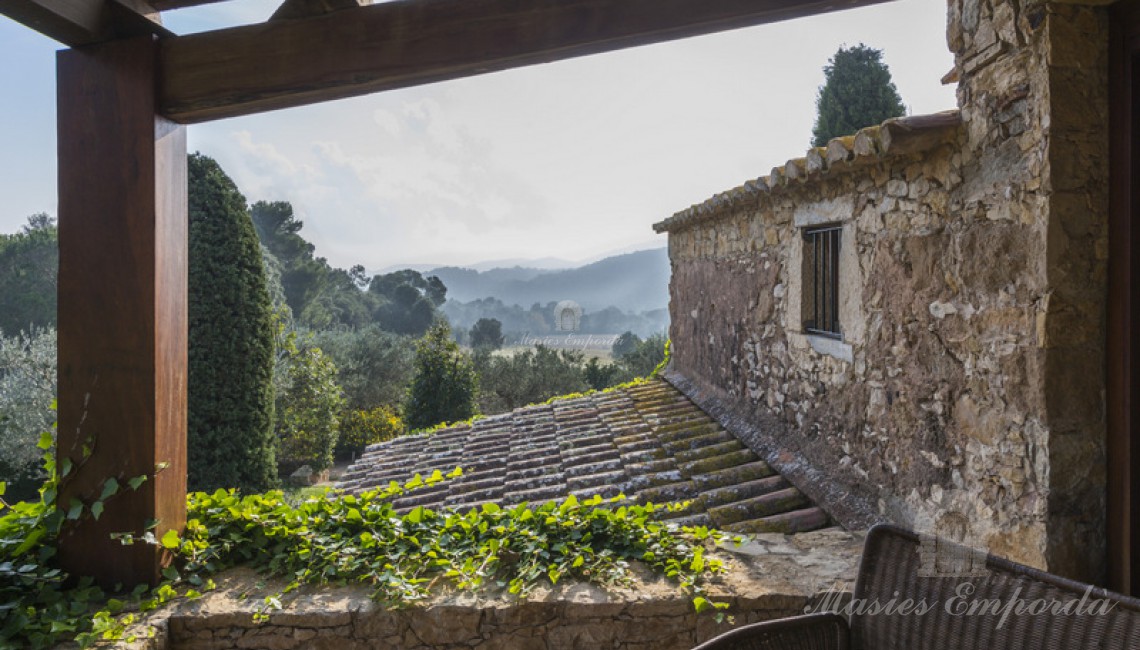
left=431, top=247, right=669, bottom=314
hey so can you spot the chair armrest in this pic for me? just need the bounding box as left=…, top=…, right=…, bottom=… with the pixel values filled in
left=691, top=612, right=850, bottom=650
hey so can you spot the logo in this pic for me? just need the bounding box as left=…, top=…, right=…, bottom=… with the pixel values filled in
left=553, top=300, right=582, bottom=332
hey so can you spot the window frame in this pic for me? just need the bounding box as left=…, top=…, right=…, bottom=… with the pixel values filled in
left=802, top=223, right=843, bottom=340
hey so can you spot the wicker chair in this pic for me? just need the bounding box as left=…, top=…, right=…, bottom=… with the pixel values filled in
left=694, top=524, right=1140, bottom=649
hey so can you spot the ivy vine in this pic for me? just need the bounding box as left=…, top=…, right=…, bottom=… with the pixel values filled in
left=2, top=435, right=733, bottom=649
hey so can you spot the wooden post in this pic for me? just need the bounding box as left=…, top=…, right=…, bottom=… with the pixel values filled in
left=56, top=35, right=188, bottom=588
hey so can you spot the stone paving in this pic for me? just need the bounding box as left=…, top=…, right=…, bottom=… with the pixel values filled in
left=337, top=378, right=830, bottom=534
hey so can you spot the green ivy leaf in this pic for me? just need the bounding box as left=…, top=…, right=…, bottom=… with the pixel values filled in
left=160, top=529, right=181, bottom=550
left=100, top=478, right=120, bottom=501
left=37, top=431, right=53, bottom=450
left=90, top=501, right=104, bottom=521
left=66, top=498, right=83, bottom=520
left=128, top=475, right=148, bottom=490
left=406, top=506, right=425, bottom=524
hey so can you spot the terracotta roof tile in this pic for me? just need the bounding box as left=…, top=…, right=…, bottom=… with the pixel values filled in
left=337, top=378, right=831, bottom=534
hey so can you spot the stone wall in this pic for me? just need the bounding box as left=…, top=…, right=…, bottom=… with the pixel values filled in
left=124, top=531, right=862, bottom=650
left=655, top=0, right=1108, bottom=582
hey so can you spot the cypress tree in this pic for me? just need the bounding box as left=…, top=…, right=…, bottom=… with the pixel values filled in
left=188, top=153, right=278, bottom=492
left=811, top=44, right=906, bottom=147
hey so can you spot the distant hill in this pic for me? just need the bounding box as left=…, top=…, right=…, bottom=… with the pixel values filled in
left=377, top=256, right=576, bottom=275
left=431, top=247, right=669, bottom=314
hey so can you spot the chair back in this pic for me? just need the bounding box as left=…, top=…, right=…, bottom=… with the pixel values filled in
left=849, top=524, right=1140, bottom=650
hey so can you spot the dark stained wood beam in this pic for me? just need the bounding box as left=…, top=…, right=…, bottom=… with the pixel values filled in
left=160, top=0, right=891, bottom=123
left=270, top=0, right=369, bottom=22
left=0, top=0, right=170, bottom=46
left=57, top=35, right=188, bottom=588
left=148, top=0, right=228, bottom=10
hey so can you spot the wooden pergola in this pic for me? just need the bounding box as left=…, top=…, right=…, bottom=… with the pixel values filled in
left=1, top=0, right=891, bottom=587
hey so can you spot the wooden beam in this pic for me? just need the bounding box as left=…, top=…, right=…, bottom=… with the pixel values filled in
left=0, top=0, right=170, bottom=46
left=57, top=35, right=188, bottom=588
left=1107, top=0, right=1140, bottom=596
left=159, top=0, right=890, bottom=123
left=148, top=0, right=228, bottom=10
left=270, top=0, right=368, bottom=22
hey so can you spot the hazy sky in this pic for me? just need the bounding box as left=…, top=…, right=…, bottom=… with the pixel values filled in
left=0, top=0, right=956, bottom=270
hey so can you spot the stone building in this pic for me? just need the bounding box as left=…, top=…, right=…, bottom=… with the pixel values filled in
left=654, top=0, right=1115, bottom=585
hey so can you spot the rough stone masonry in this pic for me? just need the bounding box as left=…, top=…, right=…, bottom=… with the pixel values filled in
left=654, top=0, right=1109, bottom=584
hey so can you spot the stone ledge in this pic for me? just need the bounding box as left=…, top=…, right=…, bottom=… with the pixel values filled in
left=119, top=529, right=862, bottom=649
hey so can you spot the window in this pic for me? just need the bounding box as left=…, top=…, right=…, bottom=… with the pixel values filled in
left=802, top=224, right=841, bottom=339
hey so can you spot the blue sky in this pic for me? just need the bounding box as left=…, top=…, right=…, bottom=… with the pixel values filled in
left=0, top=0, right=956, bottom=270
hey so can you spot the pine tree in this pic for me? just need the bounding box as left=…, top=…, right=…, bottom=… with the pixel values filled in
left=811, top=44, right=906, bottom=147
left=404, top=322, right=478, bottom=430
left=188, top=153, right=278, bottom=492
left=469, top=318, right=504, bottom=350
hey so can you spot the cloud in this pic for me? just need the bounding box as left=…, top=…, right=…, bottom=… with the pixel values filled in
left=176, top=0, right=954, bottom=270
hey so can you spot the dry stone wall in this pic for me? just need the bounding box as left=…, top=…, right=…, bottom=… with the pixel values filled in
left=657, top=0, right=1108, bottom=583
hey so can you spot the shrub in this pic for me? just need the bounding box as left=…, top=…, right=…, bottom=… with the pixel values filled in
left=276, top=340, right=345, bottom=475
left=312, top=325, right=415, bottom=411
left=187, top=153, right=278, bottom=493
left=617, top=333, right=668, bottom=378
left=336, top=405, right=403, bottom=460
left=584, top=356, right=630, bottom=391
left=0, top=327, right=56, bottom=500
left=474, top=345, right=591, bottom=414
left=611, top=331, right=640, bottom=358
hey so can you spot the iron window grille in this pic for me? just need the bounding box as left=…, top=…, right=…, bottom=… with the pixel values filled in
left=803, top=224, right=842, bottom=339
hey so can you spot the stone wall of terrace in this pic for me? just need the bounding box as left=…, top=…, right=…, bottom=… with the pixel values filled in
left=123, top=530, right=862, bottom=650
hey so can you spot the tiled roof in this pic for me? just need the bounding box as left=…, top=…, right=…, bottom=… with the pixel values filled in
left=653, top=110, right=961, bottom=233
left=337, top=378, right=831, bottom=535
